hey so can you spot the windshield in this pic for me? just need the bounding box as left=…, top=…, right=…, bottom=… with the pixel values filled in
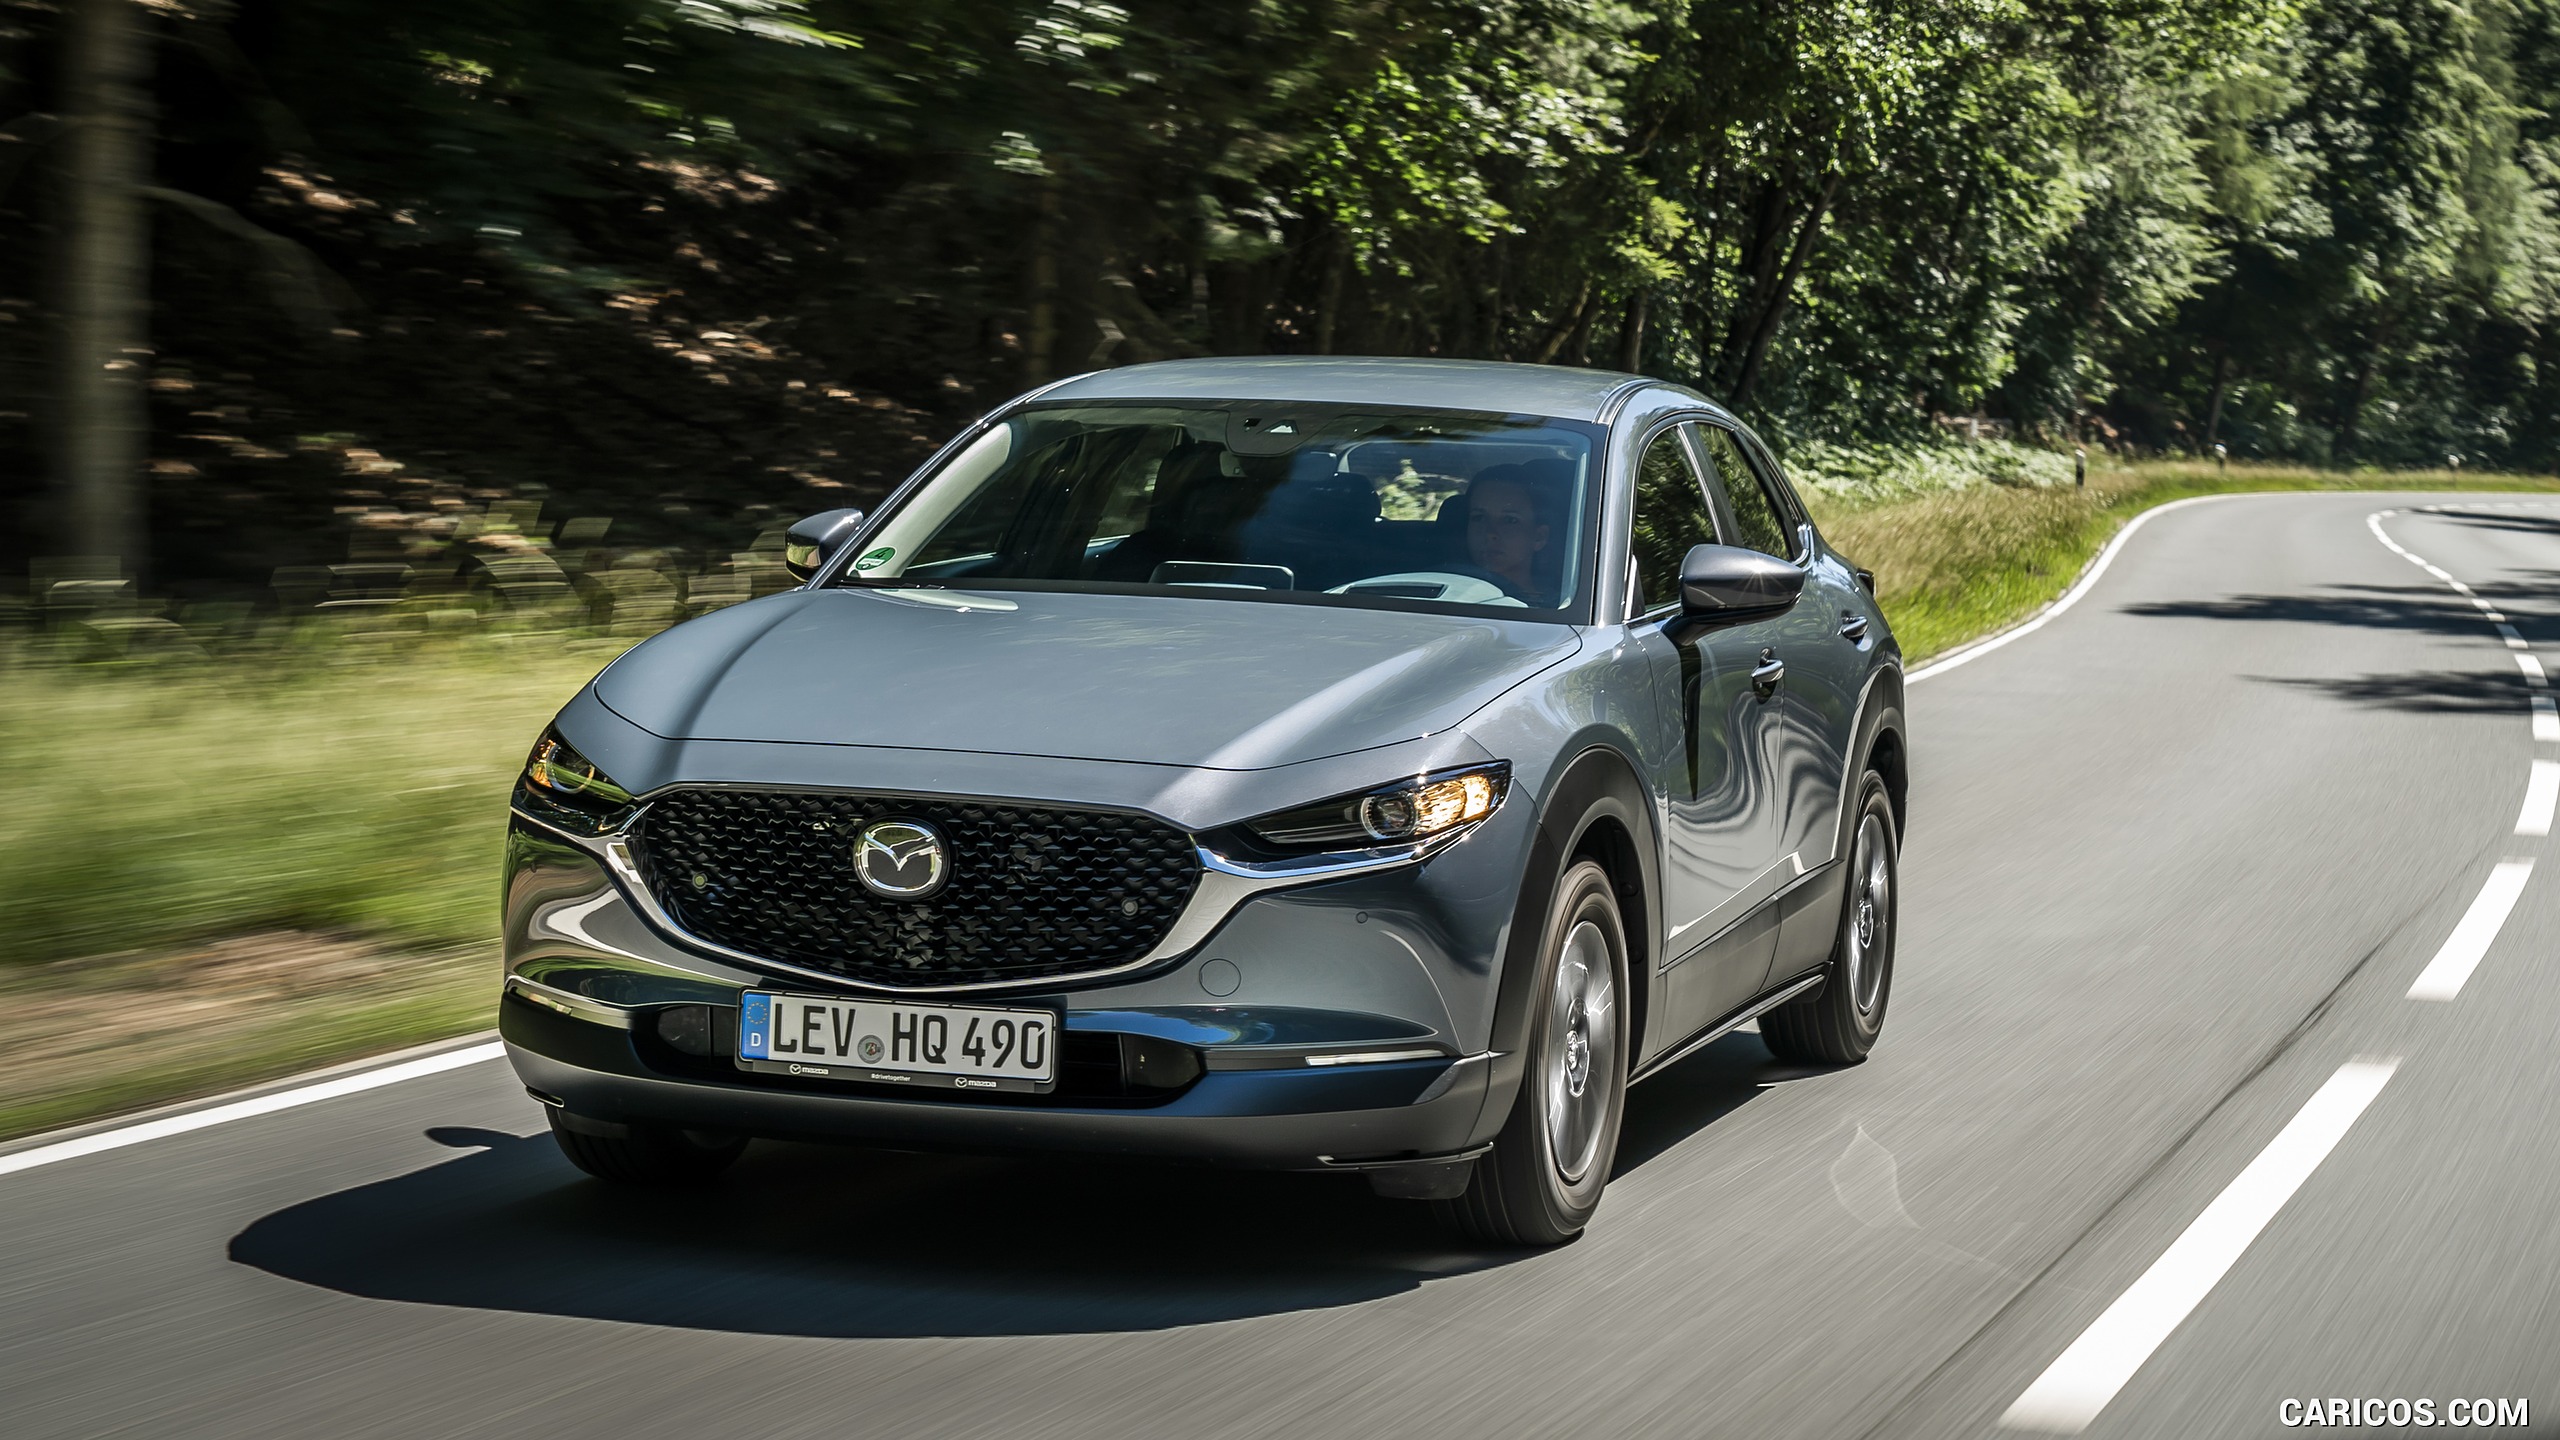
left=836, top=402, right=1602, bottom=620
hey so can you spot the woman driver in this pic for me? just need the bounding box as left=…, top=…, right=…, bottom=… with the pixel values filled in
left=1464, top=465, right=1555, bottom=605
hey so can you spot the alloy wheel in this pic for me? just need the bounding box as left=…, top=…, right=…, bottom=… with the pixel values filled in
left=1544, top=918, right=1619, bottom=1184
left=1844, top=811, right=1892, bottom=1016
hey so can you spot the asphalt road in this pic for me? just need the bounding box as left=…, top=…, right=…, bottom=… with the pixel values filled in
left=5, top=491, right=2556, bottom=1439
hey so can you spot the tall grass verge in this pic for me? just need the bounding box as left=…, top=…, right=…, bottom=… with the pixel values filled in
left=0, top=631, right=622, bottom=967
left=0, top=629, right=619, bottom=1137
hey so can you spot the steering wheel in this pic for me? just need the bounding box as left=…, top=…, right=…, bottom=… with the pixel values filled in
left=1326, top=568, right=1529, bottom=606
left=1428, top=562, right=1524, bottom=594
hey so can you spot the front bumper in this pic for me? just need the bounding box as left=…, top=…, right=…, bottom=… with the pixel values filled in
left=503, top=990, right=1492, bottom=1167
left=499, top=787, right=1530, bottom=1168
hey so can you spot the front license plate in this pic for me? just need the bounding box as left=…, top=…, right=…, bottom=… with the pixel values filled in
left=737, top=992, right=1057, bottom=1093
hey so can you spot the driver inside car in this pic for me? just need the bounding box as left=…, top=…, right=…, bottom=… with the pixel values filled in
left=1464, top=464, right=1557, bottom=605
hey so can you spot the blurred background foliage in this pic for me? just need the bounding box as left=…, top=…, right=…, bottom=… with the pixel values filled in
left=7, top=0, right=2560, bottom=610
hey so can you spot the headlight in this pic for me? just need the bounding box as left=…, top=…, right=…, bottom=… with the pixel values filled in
left=514, top=728, right=638, bottom=834
left=1245, top=763, right=1510, bottom=851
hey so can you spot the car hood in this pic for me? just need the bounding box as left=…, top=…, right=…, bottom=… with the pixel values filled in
left=593, top=586, right=1582, bottom=771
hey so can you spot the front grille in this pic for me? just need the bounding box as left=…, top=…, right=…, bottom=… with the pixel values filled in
left=630, top=787, right=1200, bottom=989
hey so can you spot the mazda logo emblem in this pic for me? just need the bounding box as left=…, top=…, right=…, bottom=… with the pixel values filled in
left=853, top=819, right=948, bottom=900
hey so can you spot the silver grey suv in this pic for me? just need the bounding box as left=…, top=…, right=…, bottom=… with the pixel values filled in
left=500, top=356, right=1907, bottom=1245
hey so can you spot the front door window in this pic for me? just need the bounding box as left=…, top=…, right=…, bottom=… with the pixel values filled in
left=1629, top=427, right=1718, bottom=613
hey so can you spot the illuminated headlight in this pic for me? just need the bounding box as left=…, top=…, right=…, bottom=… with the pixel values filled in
left=515, top=728, right=638, bottom=834
left=1359, top=771, right=1500, bottom=841
left=1245, top=763, right=1511, bottom=851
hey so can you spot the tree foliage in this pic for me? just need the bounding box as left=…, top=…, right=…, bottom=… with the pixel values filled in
left=4, top=0, right=2560, bottom=595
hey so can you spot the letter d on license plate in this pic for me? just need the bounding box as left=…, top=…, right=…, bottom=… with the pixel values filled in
left=738, top=992, right=1057, bottom=1093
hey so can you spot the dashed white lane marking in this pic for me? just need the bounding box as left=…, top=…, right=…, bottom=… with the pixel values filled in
left=2520, top=762, right=2560, bottom=837
left=2407, top=860, right=2537, bottom=1001
left=0, top=1041, right=507, bottom=1179
left=2497, top=624, right=2529, bottom=649
left=1998, top=1060, right=2402, bottom=1435
left=2534, top=697, right=2559, bottom=742
left=2518, top=654, right=2547, bottom=686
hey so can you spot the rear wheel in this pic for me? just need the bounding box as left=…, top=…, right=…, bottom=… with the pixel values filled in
left=1439, top=858, right=1629, bottom=1246
left=1761, top=770, right=1897, bottom=1065
left=547, top=1109, right=745, bottom=1187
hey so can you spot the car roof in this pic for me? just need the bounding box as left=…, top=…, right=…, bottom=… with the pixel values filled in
left=1032, top=356, right=1715, bottom=426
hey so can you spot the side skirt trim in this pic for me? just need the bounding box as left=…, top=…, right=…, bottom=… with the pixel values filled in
left=1628, top=972, right=1824, bottom=1084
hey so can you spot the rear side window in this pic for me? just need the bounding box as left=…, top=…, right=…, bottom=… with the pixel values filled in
left=1628, top=427, right=1716, bottom=612
left=1693, top=425, right=1796, bottom=560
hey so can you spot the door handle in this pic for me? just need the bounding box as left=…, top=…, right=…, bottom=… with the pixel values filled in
left=1839, top=612, right=1869, bottom=642
left=1750, top=648, right=1784, bottom=698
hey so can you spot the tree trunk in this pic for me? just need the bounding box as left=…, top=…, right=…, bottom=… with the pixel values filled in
left=1713, top=178, right=1792, bottom=389
left=2337, top=314, right=2395, bottom=458
left=1024, top=175, right=1061, bottom=383
left=1531, top=282, right=1592, bottom=364
left=1727, top=171, right=1839, bottom=412
left=1616, top=289, right=1649, bottom=373
left=1443, top=250, right=1476, bottom=358
left=53, top=0, right=156, bottom=582
left=1314, top=236, right=1346, bottom=356
left=2202, top=349, right=2232, bottom=450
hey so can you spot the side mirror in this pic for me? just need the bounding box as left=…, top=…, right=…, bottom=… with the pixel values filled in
left=1675, top=543, right=1804, bottom=629
left=782, top=508, right=866, bottom=582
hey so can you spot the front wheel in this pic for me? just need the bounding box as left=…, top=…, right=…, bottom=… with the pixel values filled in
left=1439, top=858, right=1630, bottom=1246
left=1762, top=770, right=1898, bottom=1065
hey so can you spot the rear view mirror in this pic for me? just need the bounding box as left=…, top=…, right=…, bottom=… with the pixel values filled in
left=1674, top=543, right=1804, bottom=631
left=783, top=508, right=867, bottom=582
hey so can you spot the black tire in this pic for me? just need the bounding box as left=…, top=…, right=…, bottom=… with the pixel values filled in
left=547, top=1109, right=746, bottom=1187
left=1439, top=858, right=1630, bottom=1246
left=1761, top=770, right=1898, bottom=1065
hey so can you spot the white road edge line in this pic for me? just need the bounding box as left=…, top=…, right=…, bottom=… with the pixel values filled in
left=2408, top=860, right=2537, bottom=1001
left=1910, top=494, right=2252, bottom=684
left=2521, top=761, right=2560, bottom=837
left=0, top=1041, right=508, bottom=1180
left=1998, top=1060, right=2401, bottom=1435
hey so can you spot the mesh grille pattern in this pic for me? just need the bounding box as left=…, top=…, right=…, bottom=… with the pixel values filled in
left=632, top=788, right=1199, bottom=988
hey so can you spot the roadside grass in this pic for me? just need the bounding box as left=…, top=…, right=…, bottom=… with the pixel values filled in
left=0, top=632, right=619, bottom=1138
left=0, top=938, right=493, bottom=1140
left=1806, top=461, right=2560, bottom=662
left=7, top=460, right=2560, bottom=1140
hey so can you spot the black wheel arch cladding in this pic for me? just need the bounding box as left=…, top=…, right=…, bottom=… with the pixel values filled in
left=1474, top=744, right=1659, bottom=1144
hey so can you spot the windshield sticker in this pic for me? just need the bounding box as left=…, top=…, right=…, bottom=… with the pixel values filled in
left=854, top=545, right=896, bottom=572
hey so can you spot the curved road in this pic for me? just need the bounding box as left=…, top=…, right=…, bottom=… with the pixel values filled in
left=4, top=492, right=2556, bottom=1439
